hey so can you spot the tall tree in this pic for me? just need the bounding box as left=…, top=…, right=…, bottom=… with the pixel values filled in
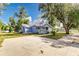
left=15, top=6, right=29, bottom=32
left=15, top=6, right=28, bottom=19
left=39, top=3, right=79, bottom=34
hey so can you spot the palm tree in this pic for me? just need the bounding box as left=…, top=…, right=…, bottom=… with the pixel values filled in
left=15, top=6, right=28, bottom=19
left=15, top=6, right=29, bottom=32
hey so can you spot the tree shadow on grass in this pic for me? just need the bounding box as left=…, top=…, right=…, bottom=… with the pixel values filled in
left=41, top=34, right=79, bottom=48
left=40, top=33, right=66, bottom=40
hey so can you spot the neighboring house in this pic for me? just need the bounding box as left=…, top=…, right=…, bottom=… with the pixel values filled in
left=55, top=20, right=64, bottom=32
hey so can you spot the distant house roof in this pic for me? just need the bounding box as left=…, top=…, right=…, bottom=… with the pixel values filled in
left=22, top=18, right=52, bottom=28
left=31, top=18, right=50, bottom=27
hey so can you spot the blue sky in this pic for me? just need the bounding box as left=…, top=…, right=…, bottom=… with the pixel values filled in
left=0, top=3, right=41, bottom=24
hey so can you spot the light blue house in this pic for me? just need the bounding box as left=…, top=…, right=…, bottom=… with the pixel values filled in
left=21, top=18, right=52, bottom=34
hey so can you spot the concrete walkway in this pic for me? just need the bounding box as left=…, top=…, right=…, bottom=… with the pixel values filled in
left=0, top=36, right=79, bottom=56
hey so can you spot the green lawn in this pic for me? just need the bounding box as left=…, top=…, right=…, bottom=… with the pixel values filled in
left=0, top=32, right=29, bottom=46
left=0, top=32, right=26, bottom=39
left=0, top=32, right=66, bottom=46
left=0, top=32, right=66, bottom=40
left=39, top=29, right=79, bottom=40
left=0, top=32, right=74, bottom=47
left=39, top=32, right=66, bottom=40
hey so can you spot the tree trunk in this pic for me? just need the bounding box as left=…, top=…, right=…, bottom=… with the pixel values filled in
left=63, top=23, right=70, bottom=35
left=52, top=31, right=56, bottom=36
left=65, top=28, right=69, bottom=34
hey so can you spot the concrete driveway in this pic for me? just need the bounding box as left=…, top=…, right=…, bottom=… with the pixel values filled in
left=0, top=36, right=79, bottom=56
